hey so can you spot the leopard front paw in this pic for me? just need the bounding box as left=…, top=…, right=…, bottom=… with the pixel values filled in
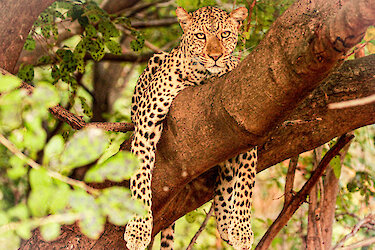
left=124, top=216, right=152, bottom=250
left=228, top=225, right=254, bottom=250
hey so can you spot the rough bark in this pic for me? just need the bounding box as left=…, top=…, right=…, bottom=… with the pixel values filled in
left=0, top=0, right=56, bottom=73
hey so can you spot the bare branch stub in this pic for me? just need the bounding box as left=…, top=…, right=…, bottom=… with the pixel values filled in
left=284, top=156, right=298, bottom=207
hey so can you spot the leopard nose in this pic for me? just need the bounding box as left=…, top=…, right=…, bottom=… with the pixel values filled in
left=208, top=54, right=222, bottom=61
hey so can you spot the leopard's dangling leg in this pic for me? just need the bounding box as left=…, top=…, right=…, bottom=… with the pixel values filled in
left=228, top=148, right=257, bottom=250
left=214, top=159, right=236, bottom=242
left=160, top=223, right=175, bottom=250
left=124, top=129, right=159, bottom=250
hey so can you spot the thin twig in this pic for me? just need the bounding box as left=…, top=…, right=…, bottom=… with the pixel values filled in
left=332, top=214, right=375, bottom=249
left=338, top=237, right=375, bottom=250
left=186, top=203, right=215, bottom=250
left=255, top=134, right=355, bottom=250
left=0, top=133, right=100, bottom=196
left=0, top=213, right=81, bottom=235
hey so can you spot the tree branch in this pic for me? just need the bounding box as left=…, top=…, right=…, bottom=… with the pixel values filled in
left=131, top=17, right=178, bottom=28
left=186, top=203, right=214, bottom=250
left=255, top=134, right=354, bottom=250
left=0, top=68, right=135, bottom=133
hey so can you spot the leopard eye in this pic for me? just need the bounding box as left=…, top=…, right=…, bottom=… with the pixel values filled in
left=221, top=31, right=231, bottom=38
left=195, top=33, right=206, bottom=39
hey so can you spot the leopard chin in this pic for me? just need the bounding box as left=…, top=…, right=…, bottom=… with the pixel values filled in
left=207, top=66, right=225, bottom=74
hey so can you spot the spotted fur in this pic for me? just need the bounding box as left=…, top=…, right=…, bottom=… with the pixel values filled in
left=124, top=6, right=256, bottom=250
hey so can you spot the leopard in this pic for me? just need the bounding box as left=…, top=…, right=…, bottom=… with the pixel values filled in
left=124, top=6, right=257, bottom=250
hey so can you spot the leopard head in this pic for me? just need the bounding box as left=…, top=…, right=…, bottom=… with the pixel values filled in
left=176, top=6, right=248, bottom=74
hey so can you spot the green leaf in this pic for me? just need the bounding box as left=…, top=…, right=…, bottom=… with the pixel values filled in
left=0, top=231, right=21, bottom=249
left=331, top=155, right=341, bottom=179
left=97, top=187, right=145, bottom=225
left=97, top=133, right=126, bottom=164
left=23, top=35, right=36, bottom=51
left=130, top=31, right=144, bottom=52
left=43, top=135, right=64, bottom=167
left=28, top=169, right=54, bottom=216
left=16, top=222, right=33, bottom=239
left=69, top=191, right=105, bottom=239
left=114, top=17, right=131, bottom=26
left=18, top=65, right=34, bottom=83
left=105, top=40, right=122, bottom=55
left=0, top=211, right=9, bottom=226
left=185, top=210, right=198, bottom=223
left=23, top=127, right=46, bottom=152
left=38, top=55, right=53, bottom=64
left=31, top=82, right=60, bottom=108
left=98, top=21, right=119, bottom=39
left=79, top=96, right=92, bottom=118
left=29, top=168, right=53, bottom=189
left=60, top=128, right=109, bottom=170
left=48, top=181, right=70, bottom=213
left=85, top=151, right=139, bottom=183
left=7, top=203, right=29, bottom=221
left=7, top=156, right=28, bottom=180
left=0, top=75, right=22, bottom=92
left=40, top=223, right=61, bottom=241
left=74, top=40, right=86, bottom=59
left=84, top=38, right=105, bottom=61
left=85, top=24, right=97, bottom=38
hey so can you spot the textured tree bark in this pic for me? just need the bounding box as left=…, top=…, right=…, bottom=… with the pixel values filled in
left=0, top=0, right=57, bottom=73
left=0, top=0, right=373, bottom=248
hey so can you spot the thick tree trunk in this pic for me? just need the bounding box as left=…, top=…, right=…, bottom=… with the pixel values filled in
left=0, top=0, right=373, bottom=248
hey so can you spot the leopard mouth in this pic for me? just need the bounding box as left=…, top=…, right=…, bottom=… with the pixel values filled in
left=206, top=65, right=225, bottom=74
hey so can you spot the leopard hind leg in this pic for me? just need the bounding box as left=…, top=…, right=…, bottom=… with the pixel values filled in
left=214, top=159, right=236, bottom=242
left=228, top=148, right=257, bottom=250
left=160, top=223, right=175, bottom=249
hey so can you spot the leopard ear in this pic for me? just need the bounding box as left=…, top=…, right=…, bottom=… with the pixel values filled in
left=176, top=7, right=192, bottom=32
left=230, top=7, right=248, bottom=29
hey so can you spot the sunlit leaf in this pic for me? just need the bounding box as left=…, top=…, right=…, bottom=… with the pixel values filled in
left=0, top=75, right=22, bottom=93
left=43, top=135, right=64, bottom=167
left=60, top=128, right=109, bottom=170
left=97, top=187, right=145, bottom=225
left=40, top=223, right=61, bottom=241
left=85, top=151, right=138, bottom=183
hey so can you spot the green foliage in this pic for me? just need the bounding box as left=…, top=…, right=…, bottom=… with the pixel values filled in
left=17, top=65, right=34, bottom=83
left=23, top=35, right=36, bottom=51
left=85, top=151, right=138, bottom=182
left=130, top=30, right=145, bottom=52
left=60, top=128, right=109, bottom=171
left=0, top=73, right=141, bottom=247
